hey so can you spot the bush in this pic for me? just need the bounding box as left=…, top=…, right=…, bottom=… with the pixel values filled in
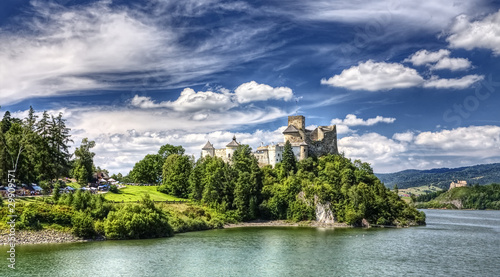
left=72, top=211, right=95, bottom=238
left=104, top=204, right=173, bottom=239
left=109, top=185, right=119, bottom=193
left=18, top=204, right=42, bottom=230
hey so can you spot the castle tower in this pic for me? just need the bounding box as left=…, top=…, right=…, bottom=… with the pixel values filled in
left=225, top=135, right=240, bottom=160
left=288, top=115, right=305, bottom=131
left=300, top=141, right=308, bottom=160
left=201, top=141, right=215, bottom=157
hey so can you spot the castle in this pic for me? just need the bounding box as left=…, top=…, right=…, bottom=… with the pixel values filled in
left=449, top=180, right=467, bottom=190
left=201, top=115, right=338, bottom=166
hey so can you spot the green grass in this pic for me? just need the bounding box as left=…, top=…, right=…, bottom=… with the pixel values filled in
left=398, top=185, right=443, bottom=197
left=103, top=185, right=186, bottom=202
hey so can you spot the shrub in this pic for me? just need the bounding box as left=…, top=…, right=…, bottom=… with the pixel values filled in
left=72, top=211, right=95, bottom=238
left=104, top=204, right=173, bottom=239
left=109, top=185, right=119, bottom=193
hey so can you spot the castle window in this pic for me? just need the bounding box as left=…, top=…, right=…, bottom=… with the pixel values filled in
left=228, top=153, right=231, bottom=158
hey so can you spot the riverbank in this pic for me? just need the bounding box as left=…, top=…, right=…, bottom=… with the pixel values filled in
left=224, top=219, right=352, bottom=228
left=1, top=220, right=354, bottom=245
left=0, top=229, right=104, bottom=245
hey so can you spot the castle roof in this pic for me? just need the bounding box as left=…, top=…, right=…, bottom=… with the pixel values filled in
left=202, top=141, right=214, bottom=150
left=283, top=125, right=300, bottom=134
left=226, top=135, right=240, bottom=147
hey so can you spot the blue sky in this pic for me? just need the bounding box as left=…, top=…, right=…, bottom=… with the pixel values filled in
left=1, top=0, right=500, bottom=174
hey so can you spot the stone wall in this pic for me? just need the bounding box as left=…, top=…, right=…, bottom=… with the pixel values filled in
left=288, top=115, right=305, bottom=131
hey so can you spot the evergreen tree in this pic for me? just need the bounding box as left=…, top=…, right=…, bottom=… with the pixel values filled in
left=281, top=140, right=297, bottom=178
left=73, top=138, right=96, bottom=186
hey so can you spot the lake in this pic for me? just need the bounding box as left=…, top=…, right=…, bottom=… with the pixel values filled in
left=1, top=209, right=499, bottom=276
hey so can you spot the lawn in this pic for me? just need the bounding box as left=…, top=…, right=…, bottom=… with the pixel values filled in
left=103, top=185, right=186, bottom=202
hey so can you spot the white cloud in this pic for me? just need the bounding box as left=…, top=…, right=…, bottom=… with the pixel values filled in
left=282, top=0, right=487, bottom=31
left=447, top=9, right=500, bottom=55
left=392, top=131, right=414, bottom=142
left=339, top=133, right=407, bottom=166
left=130, top=81, right=293, bottom=113
left=0, top=1, right=282, bottom=106
left=404, top=49, right=471, bottom=71
left=404, top=49, right=451, bottom=66
left=431, top=57, right=472, bottom=71
left=331, top=114, right=396, bottom=126
left=321, top=60, right=424, bottom=91
left=234, top=81, right=293, bottom=103
left=338, top=125, right=500, bottom=173
left=414, top=126, right=500, bottom=152
left=423, top=75, right=484, bottom=89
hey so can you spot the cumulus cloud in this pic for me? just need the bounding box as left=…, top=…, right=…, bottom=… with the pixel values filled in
left=234, top=81, right=293, bottom=103
left=423, top=75, right=484, bottom=89
left=321, top=60, right=424, bottom=91
left=414, top=126, right=500, bottom=152
left=339, top=133, right=407, bottom=166
left=130, top=81, right=293, bottom=113
left=392, top=131, right=415, bottom=142
left=337, top=125, right=500, bottom=173
left=431, top=57, right=472, bottom=71
left=323, top=58, right=481, bottom=91
left=404, top=49, right=451, bottom=66
left=447, top=9, right=500, bottom=55
left=89, top=126, right=287, bottom=174
left=404, top=49, right=471, bottom=71
left=331, top=114, right=396, bottom=126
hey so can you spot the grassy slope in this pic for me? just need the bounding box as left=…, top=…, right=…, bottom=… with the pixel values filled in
left=103, top=185, right=185, bottom=202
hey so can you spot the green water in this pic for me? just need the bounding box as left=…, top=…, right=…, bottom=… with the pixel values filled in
left=1, top=209, right=499, bottom=276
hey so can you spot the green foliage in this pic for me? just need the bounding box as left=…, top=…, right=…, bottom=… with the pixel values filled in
left=417, top=183, right=500, bottom=210
left=280, top=140, right=297, bottom=179
left=129, top=144, right=185, bottom=185
left=109, top=184, right=119, bottom=193
left=103, top=195, right=173, bottom=239
left=159, top=154, right=192, bottom=197
left=72, top=211, right=95, bottom=238
left=72, top=138, right=95, bottom=186
left=0, top=107, right=72, bottom=185
left=53, top=181, right=63, bottom=202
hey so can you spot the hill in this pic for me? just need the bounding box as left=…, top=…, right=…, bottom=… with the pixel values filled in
left=376, top=163, right=500, bottom=189
left=415, top=184, right=500, bottom=210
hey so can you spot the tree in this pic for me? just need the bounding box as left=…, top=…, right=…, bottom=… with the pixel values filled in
left=159, top=154, right=192, bottom=197
left=232, top=145, right=262, bottom=220
left=129, top=154, right=163, bottom=184
left=73, top=138, right=96, bottom=186
left=280, top=140, right=297, bottom=179
left=129, top=144, right=185, bottom=185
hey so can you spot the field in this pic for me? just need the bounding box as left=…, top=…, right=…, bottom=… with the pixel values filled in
left=396, top=185, right=443, bottom=203
left=103, top=185, right=185, bottom=202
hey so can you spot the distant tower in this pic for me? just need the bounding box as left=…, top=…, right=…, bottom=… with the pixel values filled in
left=225, top=135, right=240, bottom=160
left=300, top=141, right=308, bottom=160
left=201, top=141, right=215, bottom=157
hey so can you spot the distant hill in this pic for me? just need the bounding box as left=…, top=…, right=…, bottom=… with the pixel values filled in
left=375, top=163, right=500, bottom=189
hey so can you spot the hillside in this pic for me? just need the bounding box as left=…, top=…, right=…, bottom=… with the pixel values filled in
left=415, top=184, right=500, bottom=210
left=376, top=163, right=500, bottom=189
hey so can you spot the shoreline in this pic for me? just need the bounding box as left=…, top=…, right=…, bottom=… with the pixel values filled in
left=224, top=219, right=352, bottom=229
left=0, top=229, right=105, bottom=246
left=1, top=220, right=354, bottom=245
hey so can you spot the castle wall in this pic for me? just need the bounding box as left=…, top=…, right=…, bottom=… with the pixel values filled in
left=284, top=133, right=303, bottom=143
left=214, top=149, right=226, bottom=161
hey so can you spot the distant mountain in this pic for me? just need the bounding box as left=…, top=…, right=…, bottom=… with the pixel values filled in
left=375, top=163, right=500, bottom=189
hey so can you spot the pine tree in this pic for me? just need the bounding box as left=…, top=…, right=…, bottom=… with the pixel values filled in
left=281, top=140, right=297, bottom=178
